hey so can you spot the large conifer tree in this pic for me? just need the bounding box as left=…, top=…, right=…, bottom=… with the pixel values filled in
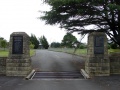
left=41, top=0, right=120, bottom=46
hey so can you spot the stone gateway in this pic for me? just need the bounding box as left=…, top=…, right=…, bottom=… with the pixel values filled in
left=6, top=32, right=32, bottom=76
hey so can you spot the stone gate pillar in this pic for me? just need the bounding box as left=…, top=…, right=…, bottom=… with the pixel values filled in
left=6, top=32, right=32, bottom=76
left=85, top=32, right=110, bottom=77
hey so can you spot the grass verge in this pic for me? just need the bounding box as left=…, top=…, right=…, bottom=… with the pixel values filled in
left=30, top=49, right=36, bottom=56
left=49, top=48, right=120, bottom=55
left=0, top=49, right=35, bottom=57
left=108, top=49, right=120, bottom=53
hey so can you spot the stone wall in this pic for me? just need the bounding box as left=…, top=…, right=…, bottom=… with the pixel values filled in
left=85, top=56, right=110, bottom=76
left=85, top=52, right=120, bottom=76
left=109, top=53, right=120, bottom=74
left=0, top=57, right=31, bottom=76
left=0, top=57, right=7, bottom=75
left=6, top=58, right=31, bottom=76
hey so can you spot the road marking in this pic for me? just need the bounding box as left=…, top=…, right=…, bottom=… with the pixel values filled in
left=30, top=72, right=36, bottom=80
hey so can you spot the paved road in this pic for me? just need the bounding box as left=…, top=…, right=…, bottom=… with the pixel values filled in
left=31, top=50, right=84, bottom=72
left=0, top=50, right=120, bottom=90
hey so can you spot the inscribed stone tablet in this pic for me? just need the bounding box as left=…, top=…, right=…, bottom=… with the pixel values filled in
left=12, top=36, right=23, bottom=54
left=94, top=36, right=104, bottom=54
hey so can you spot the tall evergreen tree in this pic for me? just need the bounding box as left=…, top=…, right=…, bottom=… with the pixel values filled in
left=0, top=37, right=8, bottom=50
left=41, top=0, right=120, bottom=46
left=39, top=36, right=49, bottom=49
left=30, top=34, right=39, bottom=49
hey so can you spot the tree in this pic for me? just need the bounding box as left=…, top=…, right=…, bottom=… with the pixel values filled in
left=39, top=36, right=49, bottom=49
left=0, top=39, right=7, bottom=50
left=61, top=33, right=77, bottom=48
left=30, top=34, right=39, bottom=49
left=41, top=0, right=120, bottom=46
left=51, top=42, right=61, bottom=48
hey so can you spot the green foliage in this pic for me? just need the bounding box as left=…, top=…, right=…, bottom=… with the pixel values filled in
left=41, top=0, right=120, bottom=46
left=79, top=45, right=85, bottom=49
left=110, top=43, right=118, bottom=49
left=108, top=4, right=120, bottom=10
left=30, top=34, right=39, bottom=49
left=29, top=42, right=35, bottom=49
left=78, top=43, right=87, bottom=49
left=0, top=37, right=4, bottom=47
left=43, top=0, right=86, bottom=5
left=61, top=33, right=77, bottom=48
left=0, top=38, right=7, bottom=50
left=107, top=44, right=111, bottom=49
left=30, top=49, right=35, bottom=56
left=39, top=36, right=49, bottom=49
left=51, top=42, right=61, bottom=48
left=1, top=40, right=7, bottom=48
left=0, top=37, right=4, bottom=41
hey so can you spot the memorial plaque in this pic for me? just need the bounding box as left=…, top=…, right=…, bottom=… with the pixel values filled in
left=94, top=36, right=104, bottom=54
left=12, top=36, right=23, bottom=54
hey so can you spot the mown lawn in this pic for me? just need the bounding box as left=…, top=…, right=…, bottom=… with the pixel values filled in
left=0, top=49, right=35, bottom=57
left=49, top=48, right=120, bottom=55
left=108, top=49, right=120, bottom=53
left=0, top=50, right=9, bottom=57
left=49, top=48, right=87, bottom=55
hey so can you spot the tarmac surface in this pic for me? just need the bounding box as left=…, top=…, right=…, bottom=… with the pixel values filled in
left=31, top=50, right=84, bottom=72
left=0, top=50, right=120, bottom=90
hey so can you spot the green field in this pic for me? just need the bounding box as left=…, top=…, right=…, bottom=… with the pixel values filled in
left=0, top=49, right=35, bottom=57
left=49, top=48, right=120, bottom=55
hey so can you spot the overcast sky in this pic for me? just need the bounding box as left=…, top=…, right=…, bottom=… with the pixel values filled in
left=0, top=0, right=87, bottom=44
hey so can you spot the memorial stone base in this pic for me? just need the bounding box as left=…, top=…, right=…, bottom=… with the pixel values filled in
left=6, top=32, right=32, bottom=76
left=85, top=32, right=110, bottom=77
left=85, top=56, right=110, bottom=77
left=6, top=58, right=32, bottom=76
